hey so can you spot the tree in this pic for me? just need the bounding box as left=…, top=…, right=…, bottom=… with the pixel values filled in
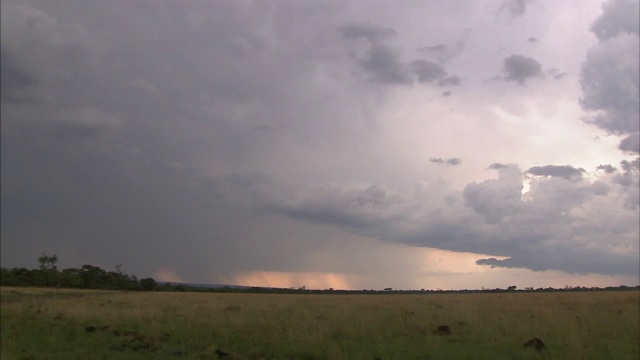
left=79, top=264, right=108, bottom=289
left=139, top=278, right=157, bottom=291
left=38, top=252, right=58, bottom=272
left=37, top=252, right=59, bottom=287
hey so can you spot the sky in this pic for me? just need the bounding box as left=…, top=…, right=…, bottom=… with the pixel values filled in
left=1, top=0, right=638, bottom=290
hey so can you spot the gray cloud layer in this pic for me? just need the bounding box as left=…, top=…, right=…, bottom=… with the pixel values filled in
left=1, top=0, right=637, bottom=286
left=250, top=163, right=639, bottom=275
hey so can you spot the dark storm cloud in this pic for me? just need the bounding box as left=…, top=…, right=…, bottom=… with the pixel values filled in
left=502, top=54, right=542, bottom=84
left=267, top=162, right=638, bottom=276
left=1, top=0, right=638, bottom=285
left=580, top=0, right=639, bottom=136
left=0, top=47, right=41, bottom=104
left=0, top=0, right=357, bottom=280
left=619, top=133, right=640, bottom=154
left=430, top=158, right=462, bottom=166
left=526, top=165, right=585, bottom=179
left=476, top=249, right=639, bottom=275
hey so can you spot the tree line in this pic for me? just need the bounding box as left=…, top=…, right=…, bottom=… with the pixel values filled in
left=0, top=253, right=160, bottom=291
left=1, top=253, right=637, bottom=294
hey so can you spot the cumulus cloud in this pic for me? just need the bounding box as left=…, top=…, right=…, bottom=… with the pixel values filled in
left=590, top=0, right=640, bottom=40
left=580, top=0, right=640, bottom=152
left=258, top=162, right=638, bottom=276
left=580, top=34, right=640, bottom=135
left=463, top=164, right=523, bottom=224
left=502, top=54, right=543, bottom=84
left=526, top=165, right=585, bottom=179
left=619, top=133, right=640, bottom=154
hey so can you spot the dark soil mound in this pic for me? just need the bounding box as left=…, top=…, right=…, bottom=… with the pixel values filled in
left=523, top=337, right=546, bottom=351
left=433, top=325, right=451, bottom=336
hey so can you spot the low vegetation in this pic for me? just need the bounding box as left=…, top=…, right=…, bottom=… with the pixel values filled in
left=2, top=287, right=638, bottom=359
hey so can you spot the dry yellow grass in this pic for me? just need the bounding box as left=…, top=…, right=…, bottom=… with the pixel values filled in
left=1, top=287, right=638, bottom=359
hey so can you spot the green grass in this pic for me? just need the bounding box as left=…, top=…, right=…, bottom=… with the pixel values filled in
left=1, top=287, right=638, bottom=359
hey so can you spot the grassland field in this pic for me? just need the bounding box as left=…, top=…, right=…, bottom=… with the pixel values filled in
left=1, top=287, right=638, bottom=360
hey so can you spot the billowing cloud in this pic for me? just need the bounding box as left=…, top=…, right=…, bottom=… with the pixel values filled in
left=590, top=0, right=640, bottom=40
left=502, top=54, right=543, bottom=84
left=619, top=133, right=640, bottom=154
left=580, top=34, right=640, bottom=135
left=463, top=164, right=523, bottom=224
left=261, top=162, right=638, bottom=276
left=580, top=0, right=639, bottom=153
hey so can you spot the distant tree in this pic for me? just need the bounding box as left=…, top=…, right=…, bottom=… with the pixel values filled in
left=79, top=265, right=108, bottom=289
left=59, top=268, right=83, bottom=288
left=38, top=253, right=58, bottom=272
left=507, top=285, right=517, bottom=291
left=0, top=268, right=21, bottom=286
left=139, top=277, right=158, bottom=291
left=37, top=252, right=59, bottom=287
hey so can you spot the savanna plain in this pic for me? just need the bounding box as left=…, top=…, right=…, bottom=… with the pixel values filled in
left=1, top=287, right=638, bottom=360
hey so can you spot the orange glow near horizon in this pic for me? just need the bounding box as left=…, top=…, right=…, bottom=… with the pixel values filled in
left=223, top=271, right=356, bottom=290
left=155, top=268, right=185, bottom=283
